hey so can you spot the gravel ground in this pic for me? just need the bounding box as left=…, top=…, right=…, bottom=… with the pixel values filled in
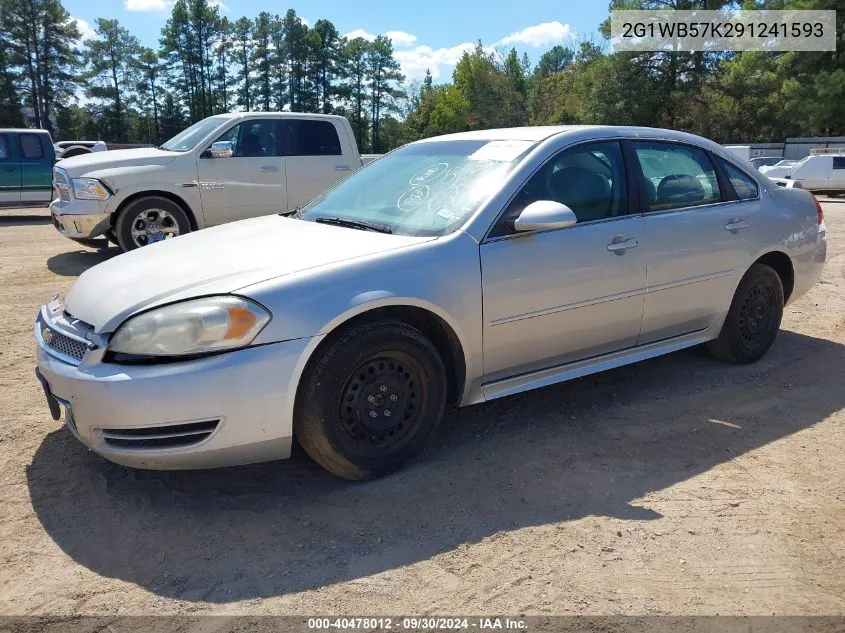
left=0, top=202, right=843, bottom=616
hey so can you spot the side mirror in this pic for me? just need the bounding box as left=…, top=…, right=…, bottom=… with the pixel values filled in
left=512, top=200, right=578, bottom=232
left=209, top=141, right=234, bottom=158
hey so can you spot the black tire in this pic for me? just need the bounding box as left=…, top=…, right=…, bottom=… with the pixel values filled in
left=295, top=319, right=447, bottom=480
left=115, top=196, right=191, bottom=252
left=68, top=236, right=110, bottom=250
left=707, top=263, right=784, bottom=364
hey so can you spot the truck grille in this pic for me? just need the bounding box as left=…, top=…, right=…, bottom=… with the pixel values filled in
left=101, top=420, right=220, bottom=449
left=53, top=168, right=71, bottom=201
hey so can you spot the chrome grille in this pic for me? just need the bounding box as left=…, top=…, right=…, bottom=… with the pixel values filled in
left=36, top=307, right=95, bottom=365
left=101, top=420, right=220, bottom=449
left=46, top=329, right=89, bottom=362
left=53, top=168, right=71, bottom=201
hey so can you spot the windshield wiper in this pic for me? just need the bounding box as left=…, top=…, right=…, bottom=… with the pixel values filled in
left=314, top=217, right=392, bottom=234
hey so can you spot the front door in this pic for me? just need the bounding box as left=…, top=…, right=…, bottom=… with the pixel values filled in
left=631, top=141, right=755, bottom=343
left=480, top=141, right=646, bottom=380
left=196, top=118, right=287, bottom=226
left=0, top=133, right=21, bottom=204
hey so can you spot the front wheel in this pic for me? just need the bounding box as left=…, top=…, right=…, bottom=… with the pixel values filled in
left=707, top=263, right=784, bottom=364
left=115, top=196, right=191, bottom=252
left=295, top=320, right=447, bottom=480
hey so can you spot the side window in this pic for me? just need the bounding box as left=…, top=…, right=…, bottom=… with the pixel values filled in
left=500, top=141, right=627, bottom=231
left=718, top=158, right=759, bottom=200
left=633, top=142, right=721, bottom=211
left=280, top=119, right=342, bottom=156
left=213, top=120, right=279, bottom=157
left=833, top=157, right=845, bottom=170
left=0, top=135, right=9, bottom=161
left=19, top=134, right=44, bottom=160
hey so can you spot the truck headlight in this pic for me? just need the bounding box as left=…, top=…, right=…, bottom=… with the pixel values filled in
left=71, top=178, right=111, bottom=200
left=108, top=296, right=271, bottom=358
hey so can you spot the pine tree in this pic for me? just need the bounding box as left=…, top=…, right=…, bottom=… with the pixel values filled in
left=84, top=18, right=141, bottom=142
left=366, top=35, right=404, bottom=153
left=232, top=16, right=253, bottom=111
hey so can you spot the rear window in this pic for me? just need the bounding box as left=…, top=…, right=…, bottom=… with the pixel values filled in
left=718, top=158, right=759, bottom=200
left=19, top=134, right=44, bottom=160
left=280, top=119, right=342, bottom=156
left=834, top=157, right=845, bottom=170
left=0, top=135, right=9, bottom=161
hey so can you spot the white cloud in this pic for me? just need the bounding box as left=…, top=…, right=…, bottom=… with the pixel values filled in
left=344, top=29, right=417, bottom=48
left=125, top=0, right=170, bottom=12
left=71, top=16, right=96, bottom=43
left=395, top=42, right=475, bottom=82
left=384, top=30, right=416, bottom=47
left=497, top=21, right=574, bottom=47
left=344, top=28, right=376, bottom=42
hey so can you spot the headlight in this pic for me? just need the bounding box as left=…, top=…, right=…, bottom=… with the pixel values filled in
left=71, top=177, right=111, bottom=200
left=108, top=296, right=271, bottom=357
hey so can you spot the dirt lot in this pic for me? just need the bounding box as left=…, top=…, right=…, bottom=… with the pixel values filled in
left=0, top=203, right=843, bottom=617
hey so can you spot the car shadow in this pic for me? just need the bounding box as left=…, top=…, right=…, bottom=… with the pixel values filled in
left=0, top=214, right=52, bottom=226
left=46, top=248, right=120, bottom=276
left=26, top=329, right=845, bottom=603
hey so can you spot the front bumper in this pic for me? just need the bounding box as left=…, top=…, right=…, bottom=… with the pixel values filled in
left=49, top=198, right=112, bottom=239
left=36, top=331, right=317, bottom=470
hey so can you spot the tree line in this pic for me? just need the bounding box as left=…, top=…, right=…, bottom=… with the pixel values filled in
left=0, top=0, right=842, bottom=152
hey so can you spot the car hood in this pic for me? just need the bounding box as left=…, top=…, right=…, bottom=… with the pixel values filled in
left=56, top=147, right=180, bottom=176
left=65, top=216, right=432, bottom=333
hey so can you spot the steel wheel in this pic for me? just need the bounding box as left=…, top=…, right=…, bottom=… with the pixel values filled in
left=336, top=351, right=429, bottom=456
left=737, top=282, right=776, bottom=352
left=129, top=209, right=181, bottom=247
left=294, top=319, right=447, bottom=480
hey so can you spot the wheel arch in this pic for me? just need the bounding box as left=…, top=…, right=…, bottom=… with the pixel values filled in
left=753, top=250, right=794, bottom=303
left=112, top=190, right=199, bottom=232
left=300, top=300, right=470, bottom=406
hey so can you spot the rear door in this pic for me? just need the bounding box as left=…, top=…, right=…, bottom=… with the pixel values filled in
left=631, top=141, right=755, bottom=344
left=19, top=132, right=53, bottom=203
left=0, top=133, right=21, bottom=204
left=196, top=118, right=287, bottom=226
left=281, top=118, right=352, bottom=211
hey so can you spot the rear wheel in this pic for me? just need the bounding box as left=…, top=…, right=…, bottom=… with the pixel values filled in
left=295, top=320, right=447, bottom=480
left=707, top=263, right=784, bottom=364
left=115, top=196, right=191, bottom=252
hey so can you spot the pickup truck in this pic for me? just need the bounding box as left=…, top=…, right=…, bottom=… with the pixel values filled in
left=0, top=128, right=55, bottom=206
left=50, top=112, right=364, bottom=251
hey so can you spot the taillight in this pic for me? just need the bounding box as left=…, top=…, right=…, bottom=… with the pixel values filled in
left=813, top=195, right=824, bottom=226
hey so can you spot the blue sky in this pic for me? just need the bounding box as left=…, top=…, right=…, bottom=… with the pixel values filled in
left=65, top=0, right=610, bottom=82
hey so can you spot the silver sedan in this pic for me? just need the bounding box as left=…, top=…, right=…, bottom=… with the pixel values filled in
left=34, top=126, right=827, bottom=480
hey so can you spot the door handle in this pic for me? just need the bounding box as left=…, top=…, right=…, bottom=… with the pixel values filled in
left=724, top=218, right=749, bottom=232
left=5, top=168, right=15, bottom=172
left=335, top=165, right=351, bottom=171
left=259, top=165, right=278, bottom=172
left=607, top=237, right=639, bottom=253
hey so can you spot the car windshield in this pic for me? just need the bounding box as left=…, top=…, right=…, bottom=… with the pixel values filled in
left=160, top=117, right=229, bottom=152
left=299, top=139, right=536, bottom=237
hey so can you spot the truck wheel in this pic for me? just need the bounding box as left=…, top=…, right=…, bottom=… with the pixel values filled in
left=295, top=319, right=447, bottom=480
left=707, top=264, right=784, bottom=364
left=115, top=196, right=191, bottom=252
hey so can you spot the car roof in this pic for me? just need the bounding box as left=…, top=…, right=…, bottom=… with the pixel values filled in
left=214, top=111, right=349, bottom=122
left=0, top=128, right=51, bottom=135
left=413, top=125, right=728, bottom=148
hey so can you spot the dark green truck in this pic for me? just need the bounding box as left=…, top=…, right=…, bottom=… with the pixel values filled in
left=0, top=129, right=56, bottom=206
